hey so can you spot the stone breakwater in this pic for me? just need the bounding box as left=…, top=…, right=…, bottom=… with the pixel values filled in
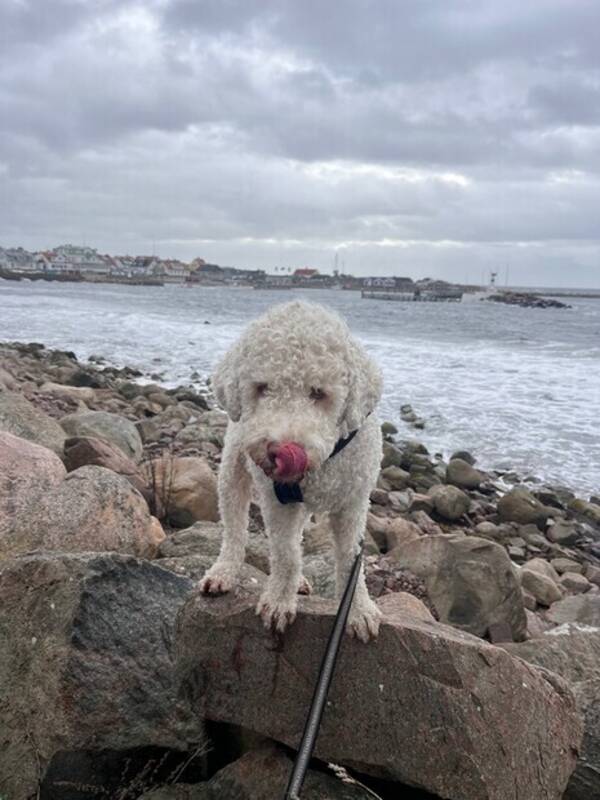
left=0, top=342, right=599, bottom=799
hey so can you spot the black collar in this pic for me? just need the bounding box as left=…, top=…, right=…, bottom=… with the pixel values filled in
left=273, top=426, right=360, bottom=505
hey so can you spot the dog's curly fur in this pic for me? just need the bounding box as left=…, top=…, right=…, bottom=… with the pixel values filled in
left=199, top=300, right=384, bottom=641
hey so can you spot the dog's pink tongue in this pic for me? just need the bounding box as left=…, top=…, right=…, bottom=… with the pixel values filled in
left=274, top=442, right=308, bottom=480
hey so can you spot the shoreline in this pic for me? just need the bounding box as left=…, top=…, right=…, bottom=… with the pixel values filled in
left=2, top=338, right=600, bottom=797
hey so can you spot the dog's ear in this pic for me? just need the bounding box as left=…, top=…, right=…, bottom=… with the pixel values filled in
left=341, top=341, right=383, bottom=433
left=212, top=342, right=243, bottom=422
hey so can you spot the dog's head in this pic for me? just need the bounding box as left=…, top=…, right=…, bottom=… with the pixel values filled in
left=212, top=301, right=382, bottom=482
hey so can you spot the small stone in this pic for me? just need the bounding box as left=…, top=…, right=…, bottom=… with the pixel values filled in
left=411, top=510, right=443, bottom=537
left=381, top=421, right=398, bottom=436
left=522, top=558, right=560, bottom=583
left=446, top=458, right=482, bottom=490
left=450, top=450, right=476, bottom=465
left=370, top=488, right=389, bottom=506
left=475, top=521, right=505, bottom=539
left=522, top=589, right=537, bottom=611
left=520, top=569, right=563, bottom=607
left=380, top=465, right=410, bottom=490
left=429, top=484, right=470, bottom=521
left=388, top=490, right=411, bottom=511
left=408, top=493, right=434, bottom=514
left=585, top=564, right=600, bottom=587
left=551, top=558, right=584, bottom=575
left=546, top=520, right=580, bottom=546
left=381, top=441, right=404, bottom=469
left=560, top=572, right=591, bottom=595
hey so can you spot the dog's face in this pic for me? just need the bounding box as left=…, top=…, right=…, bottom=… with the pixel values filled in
left=212, top=302, right=382, bottom=483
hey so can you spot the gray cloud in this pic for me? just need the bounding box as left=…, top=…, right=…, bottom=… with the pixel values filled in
left=1, top=0, right=600, bottom=286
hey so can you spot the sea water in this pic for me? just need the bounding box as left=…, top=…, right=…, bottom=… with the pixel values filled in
left=1, top=281, right=599, bottom=497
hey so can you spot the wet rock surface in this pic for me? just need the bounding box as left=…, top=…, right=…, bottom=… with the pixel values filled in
left=0, top=552, right=203, bottom=800
left=176, top=585, right=582, bottom=800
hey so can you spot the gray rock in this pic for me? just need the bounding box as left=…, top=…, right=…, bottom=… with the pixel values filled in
left=176, top=586, right=581, bottom=800
left=502, top=626, right=600, bottom=800
left=446, top=458, right=482, bottom=490
left=450, top=450, right=476, bottom=465
left=522, top=557, right=561, bottom=583
left=586, top=564, right=600, bottom=587
left=302, top=551, right=336, bottom=598
left=380, top=441, right=404, bottom=469
left=157, top=521, right=269, bottom=575
left=0, top=464, right=164, bottom=560
left=391, top=534, right=527, bottom=640
left=547, top=520, right=580, bottom=546
left=0, top=387, right=66, bottom=456
left=380, top=464, right=410, bottom=490
left=475, top=521, right=506, bottom=539
left=520, top=569, right=563, bottom=607
left=546, top=594, right=600, bottom=626
left=429, top=484, right=470, bottom=521
left=61, top=410, right=143, bottom=461
left=0, top=431, right=66, bottom=529
left=0, top=552, right=203, bottom=800
left=552, top=558, right=584, bottom=575
left=560, top=572, right=592, bottom=594
left=498, top=488, right=552, bottom=528
left=175, top=424, right=224, bottom=448
left=63, top=435, right=151, bottom=500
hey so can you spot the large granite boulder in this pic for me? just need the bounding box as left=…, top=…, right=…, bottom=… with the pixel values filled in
left=0, top=464, right=164, bottom=560
left=0, top=552, right=204, bottom=800
left=390, top=534, right=527, bottom=640
left=144, top=456, right=219, bottom=527
left=0, top=432, right=66, bottom=529
left=503, top=626, right=600, bottom=800
left=0, top=387, right=66, bottom=456
left=60, top=410, right=143, bottom=461
left=176, top=580, right=582, bottom=800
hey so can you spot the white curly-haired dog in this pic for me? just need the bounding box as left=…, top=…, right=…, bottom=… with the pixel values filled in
left=199, top=300, right=383, bottom=642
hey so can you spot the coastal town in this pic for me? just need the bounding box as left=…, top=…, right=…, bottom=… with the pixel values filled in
left=1, top=243, right=579, bottom=307
left=0, top=242, right=465, bottom=296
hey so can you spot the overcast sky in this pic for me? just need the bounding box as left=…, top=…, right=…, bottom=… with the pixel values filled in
left=1, top=1, right=600, bottom=286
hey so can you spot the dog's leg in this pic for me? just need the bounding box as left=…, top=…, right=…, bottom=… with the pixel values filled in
left=199, top=441, right=251, bottom=595
left=329, top=503, right=382, bottom=642
left=256, top=500, right=308, bottom=632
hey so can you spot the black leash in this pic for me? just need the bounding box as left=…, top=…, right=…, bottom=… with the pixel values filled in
left=283, top=543, right=363, bottom=800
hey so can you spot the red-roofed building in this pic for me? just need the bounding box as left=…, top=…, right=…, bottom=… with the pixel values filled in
left=293, top=267, right=319, bottom=278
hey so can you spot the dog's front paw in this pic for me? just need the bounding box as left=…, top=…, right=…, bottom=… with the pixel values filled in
left=256, top=592, right=298, bottom=633
left=198, top=564, right=237, bottom=595
left=346, top=597, right=382, bottom=643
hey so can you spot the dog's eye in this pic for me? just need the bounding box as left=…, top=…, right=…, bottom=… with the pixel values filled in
left=255, top=383, right=268, bottom=397
left=310, top=387, right=326, bottom=401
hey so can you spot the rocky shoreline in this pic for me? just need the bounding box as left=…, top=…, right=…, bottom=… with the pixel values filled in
left=1, top=341, right=599, bottom=799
